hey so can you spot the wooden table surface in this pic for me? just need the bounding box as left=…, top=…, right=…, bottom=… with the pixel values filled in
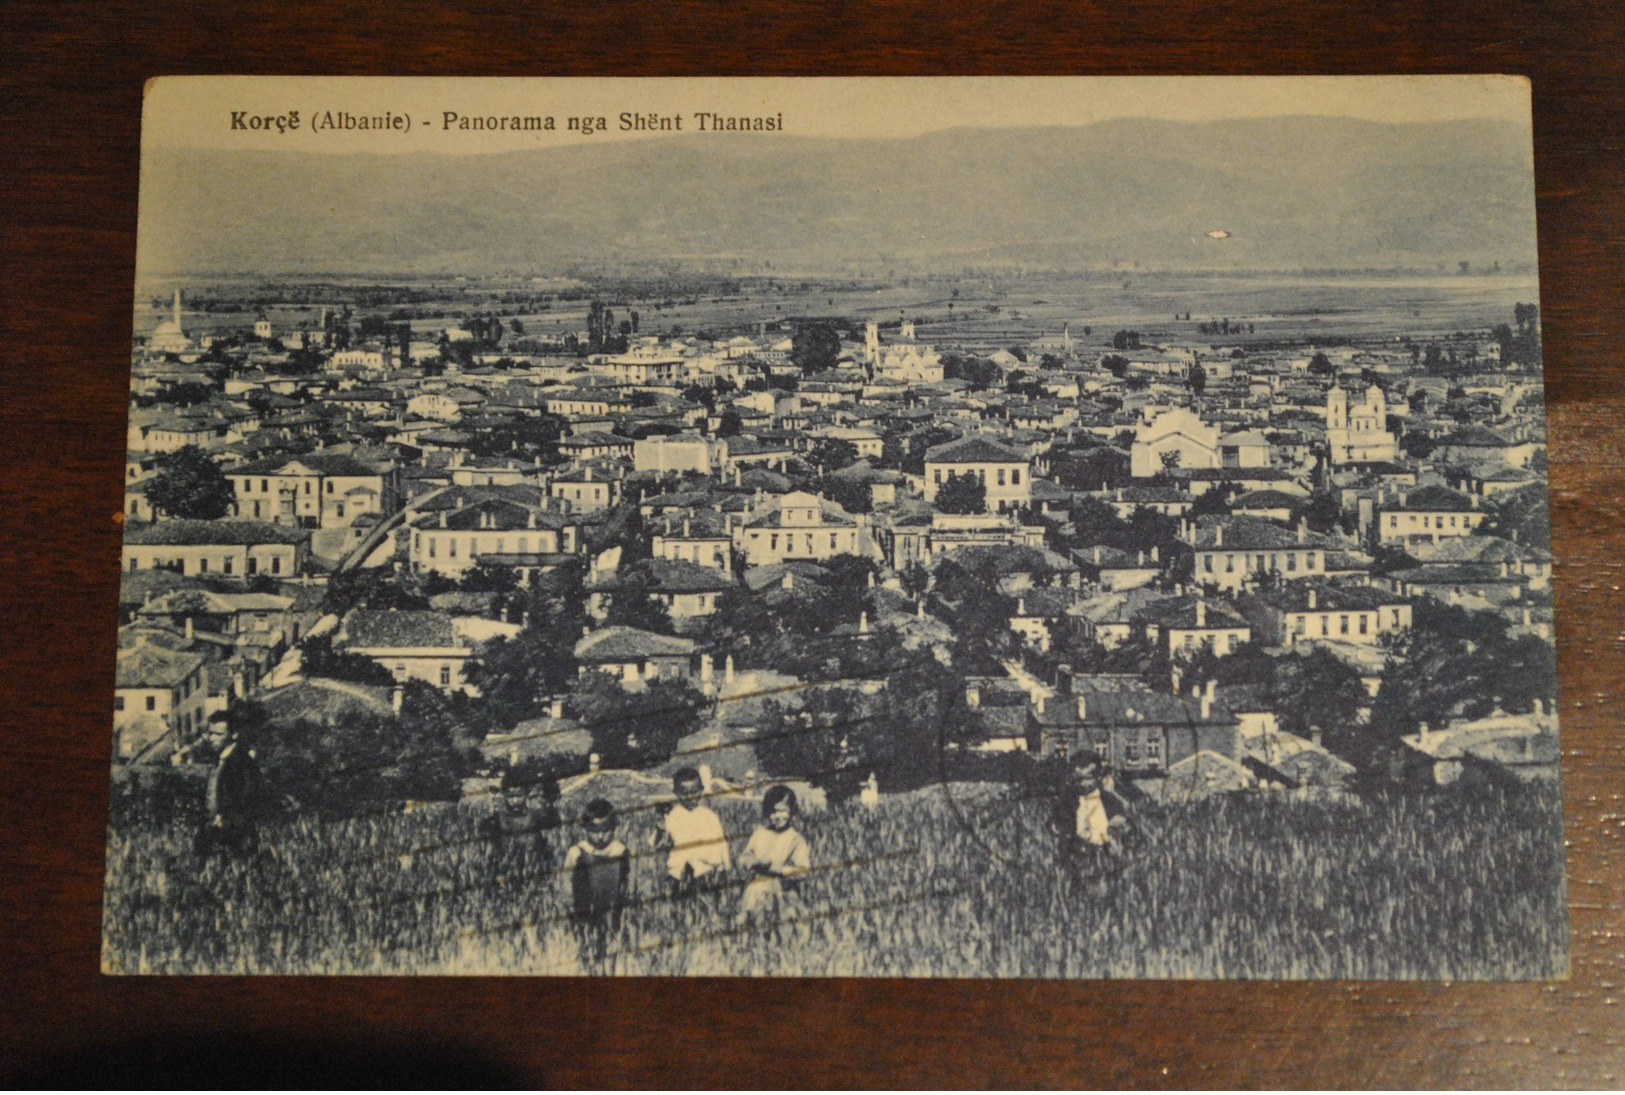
left=4, top=2, right=1622, bottom=1086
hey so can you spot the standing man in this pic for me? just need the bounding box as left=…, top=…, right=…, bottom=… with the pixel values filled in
left=1048, top=759, right=1130, bottom=877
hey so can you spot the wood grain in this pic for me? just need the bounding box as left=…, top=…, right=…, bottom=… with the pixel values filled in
left=3, top=1, right=1622, bottom=1085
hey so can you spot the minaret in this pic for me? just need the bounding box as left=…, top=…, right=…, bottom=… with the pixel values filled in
left=172, top=288, right=184, bottom=334
left=865, top=322, right=880, bottom=367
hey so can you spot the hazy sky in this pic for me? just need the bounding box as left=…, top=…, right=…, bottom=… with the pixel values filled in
left=144, top=75, right=1531, bottom=156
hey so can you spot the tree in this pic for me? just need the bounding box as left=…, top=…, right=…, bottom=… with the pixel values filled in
left=1188, top=362, right=1207, bottom=397
left=935, top=471, right=986, bottom=514
left=808, top=437, right=858, bottom=473
left=145, top=445, right=235, bottom=520
left=565, top=672, right=708, bottom=770
left=1296, top=491, right=1344, bottom=534
left=297, top=633, right=397, bottom=687
left=1308, top=352, right=1335, bottom=376
left=1399, top=431, right=1435, bottom=460
left=601, top=567, right=674, bottom=633
left=1100, top=354, right=1130, bottom=378
left=791, top=321, right=843, bottom=375
left=1111, top=330, right=1143, bottom=351
left=1158, top=450, right=1183, bottom=472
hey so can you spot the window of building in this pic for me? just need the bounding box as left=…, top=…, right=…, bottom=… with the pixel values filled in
left=326, top=481, right=334, bottom=493
left=1359, top=614, right=1369, bottom=635
left=1125, top=741, right=1142, bottom=765
left=114, top=696, right=124, bottom=712
left=1225, top=554, right=1235, bottom=573
left=1204, top=555, right=1214, bottom=573
left=448, top=539, right=457, bottom=558
left=271, top=557, right=281, bottom=574
left=395, top=664, right=407, bottom=680
left=428, top=539, right=436, bottom=558
left=997, top=469, right=1006, bottom=486
left=304, top=481, right=312, bottom=494
left=1286, top=553, right=1297, bottom=572
left=1305, top=552, right=1316, bottom=569
left=223, top=559, right=233, bottom=575
left=199, top=558, right=209, bottom=573
left=145, top=696, right=156, bottom=711
left=1293, top=615, right=1306, bottom=636
left=248, top=557, right=258, bottom=575
left=1012, top=469, right=1021, bottom=486
left=439, top=666, right=451, bottom=687
left=261, top=479, right=268, bottom=492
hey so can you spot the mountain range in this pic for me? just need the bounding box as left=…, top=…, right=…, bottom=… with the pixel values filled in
left=138, top=115, right=1538, bottom=275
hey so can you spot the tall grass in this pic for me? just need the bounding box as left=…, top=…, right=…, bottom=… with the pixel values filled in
left=102, top=779, right=1567, bottom=979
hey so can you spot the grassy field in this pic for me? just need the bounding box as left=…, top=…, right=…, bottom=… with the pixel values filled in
left=103, top=776, right=1567, bottom=979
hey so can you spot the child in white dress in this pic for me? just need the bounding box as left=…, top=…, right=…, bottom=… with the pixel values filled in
left=737, top=785, right=810, bottom=922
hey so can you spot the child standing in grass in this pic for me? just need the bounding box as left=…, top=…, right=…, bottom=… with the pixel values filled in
left=737, top=785, right=810, bottom=923
left=564, top=798, right=630, bottom=931
left=658, top=766, right=731, bottom=898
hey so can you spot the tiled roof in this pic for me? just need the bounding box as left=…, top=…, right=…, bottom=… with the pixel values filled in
left=124, top=519, right=311, bottom=546
left=574, top=626, right=696, bottom=660
left=116, top=641, right=206, bottom=688
left=924, top=435, right=1026, bottom=464
left=341, top=609, right=462, bottom=650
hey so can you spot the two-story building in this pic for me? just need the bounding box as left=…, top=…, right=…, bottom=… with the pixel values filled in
left=122, top=519, right=311, bottom=580
left=738, top=491, right=879, bottom=566
left=1238, top=581, right=1413, bottom=647
left=1181, top=515, right=1344, bottom=594
left=923, top=435, right=1031, bottom=511
left=334, top=609, right=476, bottom=693
left=114, top=639, right=210, bottom=762
left=228, top=452, right=401, bottom=528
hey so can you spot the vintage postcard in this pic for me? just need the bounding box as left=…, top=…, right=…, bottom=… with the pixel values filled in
left=105, top=76, right=1566, bottom=977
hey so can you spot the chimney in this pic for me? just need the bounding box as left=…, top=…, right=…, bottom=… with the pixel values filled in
left=1195, top=599, right=1206, bottom=628
left=1297, top=519, right=1307, bottom=544
left=724, top=654, right=736, bottom=684
left=440, top=512, right=447, bottom=528
left=1138, top=550, right=1145, bottom=566
left=1017, top=597, right=1026, bottom=617
left=1205, top=679, right=1216, bottom=703
left=1308, top=588, right=1317, bottom=610
left=589, top=752, right=601, bottom=773
left=549, top=697, right=564, bottom=719
left=1417, top=721, right=1431, bottom=748
left=966, top=684, right=981, bottom=708
left=391, top=685, right=404, bottom=715
left=1215, top=525, right=1224, bottom=547
left=700, top=652, right=714, bottom=684
left=184, top=617, right=194, bottom=640
left=1200, top=694, right=1212, bottom=720
left=1035, top=694, right=1046, bottom=716
left=1309, top=725, right=1322, bottom=747
left=1094, top=545, right=1102, bottom=564
left=916, top=598, right=926, bottom=619
left=859, top=611, right=870, bottom=636
left=1076, top=694, right=1087, bottom=721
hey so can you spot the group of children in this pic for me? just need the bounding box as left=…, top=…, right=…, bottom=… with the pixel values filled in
left=561, top=768, right=812, bottom=931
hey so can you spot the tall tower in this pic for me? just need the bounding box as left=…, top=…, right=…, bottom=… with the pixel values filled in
left=1326, top=385, right=1348, bottom=432
left=900, top=319, right=916, bottom=341
left=865, top=322, right=880, bottom=366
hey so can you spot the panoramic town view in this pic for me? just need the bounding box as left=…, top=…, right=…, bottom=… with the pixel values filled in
left=103, top=80, right=1565, bottom=978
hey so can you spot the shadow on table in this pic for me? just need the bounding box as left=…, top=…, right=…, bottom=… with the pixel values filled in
left=5, top=1033, right=527, bottom=1088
